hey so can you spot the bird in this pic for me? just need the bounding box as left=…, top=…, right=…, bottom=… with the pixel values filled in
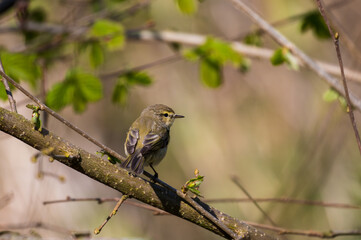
left=121, top=104, right=184, bottom=178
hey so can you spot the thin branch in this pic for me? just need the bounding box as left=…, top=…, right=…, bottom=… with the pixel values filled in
left=0, top=192, right=13, bottom=210
left=205, top=197, right=361, bottom=210
left=231, top=176, right=276, bottom=226
left=101, top=54, right=181, bottom=80
left=315, top=0, right=361, bottom=154
left=94, top=195, right=129, bottom=235
left=0, top=221, right=91, bottom=239
left=43, top=196, right=169, bottom=215
left=227, top=0, right=361, bottom=112
left=247, top=221, right=361, bottom=238
left=0, top=57, right=17, bottom=113
left=233, top=0, right=356, bottom=40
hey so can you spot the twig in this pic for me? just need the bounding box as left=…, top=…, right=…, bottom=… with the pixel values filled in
left=227, top=0, right=361, bottom=112
left=0, top=221, right=90, bottom=239
left=205, top=197, right=361, bottom=209
left=315, top=0, right=361, bottom=155
left=0, top=192, right=13, bottom=210
left=0, top=57, right=17, bottom=113
left=231, top=176, right=276, bottom=226
left=43, top=196, right=169, bottom=215
left=233, top=0, right=356, bottom=40
left=101, top=54, right=181, bottom=80
left=247, top=221, right=361, bottom=238
left=94, top=194, right=129, bottom=235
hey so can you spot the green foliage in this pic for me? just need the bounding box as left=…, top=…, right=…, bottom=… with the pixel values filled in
left=89, top=19, right=125, bottom=50
left=0, top=52, right=41, bottom=88
left=200, top=59, right=221, bottom=88
left=243, top=32, right=263, bottom=46
left=176, top=0, right=198, bottom=15
left=0, top=84, right=9, bottom=100
left=46, top=69, right=103, bottom=112
left=300, top=11, right=331, bottom=39
left=323, top=88, right=339, bottom=102
left=26, top=104, right=42, bottom=131
left=29, top=6, right=47, bottom=22
left=183, top=37, right=249, bottom=87
left=323, top=88, right=348, bottom=111
left=181, top=169, right=204, bottom=197
left=89, top=41, right=105, bottom=68
left=97, top=150, right=121, bottom=164
left=112, top=80, right=128, bottom=105
left=24, top=6, right=48, bottom=43
left=270, top=47, right=299, bottom=70
left=112, top=71, right=153, bottom=105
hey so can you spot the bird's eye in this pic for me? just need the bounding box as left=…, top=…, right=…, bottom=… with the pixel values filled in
left=163, top=113, right=169, bottom=117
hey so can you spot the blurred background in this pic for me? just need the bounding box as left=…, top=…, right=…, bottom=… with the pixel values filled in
left=1, top=0, right=361, bottom=239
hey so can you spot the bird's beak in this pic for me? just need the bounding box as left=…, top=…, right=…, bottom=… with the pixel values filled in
left=174, top=114, right=184, bottom=119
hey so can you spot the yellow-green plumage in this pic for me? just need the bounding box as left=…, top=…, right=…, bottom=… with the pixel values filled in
left=121, top=104, right=184, bottom=176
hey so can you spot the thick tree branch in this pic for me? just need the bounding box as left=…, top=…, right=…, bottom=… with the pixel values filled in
left=0, top=107, right=278, bottom=240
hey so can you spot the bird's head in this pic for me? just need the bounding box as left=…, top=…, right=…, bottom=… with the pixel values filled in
left=142, top=104, right=184, bottom=128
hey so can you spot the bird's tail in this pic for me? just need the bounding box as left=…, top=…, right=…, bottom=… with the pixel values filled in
left=121, top=149, right=145, bottom=175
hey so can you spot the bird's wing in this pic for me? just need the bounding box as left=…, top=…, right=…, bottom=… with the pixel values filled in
left=121, top=149, right=144, bottom=175
left=140, top=129, right=169, bottom=155
left=125, top=128, right=139, bottom=155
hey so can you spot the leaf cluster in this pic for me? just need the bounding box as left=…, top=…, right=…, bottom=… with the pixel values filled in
left=184, top=37, right=250, bottom=88
left=46, top=69, right=103, bottom=113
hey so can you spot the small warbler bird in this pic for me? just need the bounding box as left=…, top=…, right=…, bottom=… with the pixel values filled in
left=121, top=104, right=184, bottom=177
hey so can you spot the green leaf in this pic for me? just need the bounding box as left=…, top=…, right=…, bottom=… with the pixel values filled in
left=90, top=19, right=123, bottom=37
left=323, top=88, right=339, bottom=102
left=322, top=88, right=349, bottom=111
left=106, top=34, right=125, bottom=50
left=89, top=19, right=125, bottom=50
left=29, top=7, right=47, bottom=22
left=300, top=11, right=331, bottom=39
left=270, top=48, right=285, bottom=66
left=239, top=58, right=251, bottom=73
left=338, top=96, right=348, bottom=111
left=200, top=37, right=243, bottom=66
left=46, top=81, right=74, bottom=111
left=124, top=72, right=153, bottom=86
left=181, top=170, right=204, bottom=197
left=183, top=48, right=201, bottom=61
left=283, top=50, right=299, bottom=71
left=0, top=52, right=41, bottom=88
left=0, top=83, right=8, bottom=100
left=46, top=69, right=103, bottom=112
left=176, top=0, right=198, bottom=15
left=243, top=32, right=263, bottom=46
left=270, top=47, right=299, bottom=70
left=89, top=41, right=104, bottom=68
left=112, top=80, right=128, bottom=105
left=75, top=71, right=103, bottom=101
left=200, top=59, right=222, bottom=88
